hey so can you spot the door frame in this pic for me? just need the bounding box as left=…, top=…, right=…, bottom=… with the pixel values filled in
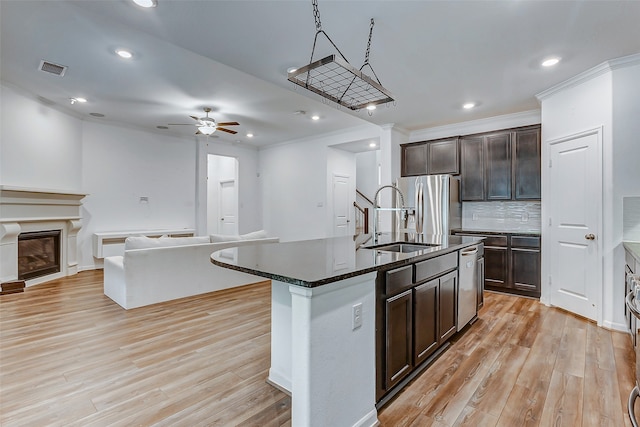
left=541, top=126, right=603, bottom=324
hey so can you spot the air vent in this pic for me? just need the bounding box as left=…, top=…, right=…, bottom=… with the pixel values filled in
left=39, top=60, right=67, bottom=77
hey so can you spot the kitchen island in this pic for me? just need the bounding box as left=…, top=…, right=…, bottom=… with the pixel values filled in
left=211, top=233, right=483, bottom=427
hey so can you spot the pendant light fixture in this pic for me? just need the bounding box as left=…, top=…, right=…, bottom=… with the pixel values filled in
left=287, top=0, right=394, bottom=111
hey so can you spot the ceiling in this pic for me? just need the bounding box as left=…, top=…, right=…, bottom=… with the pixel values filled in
left=2, top=1, right=640, bottom=149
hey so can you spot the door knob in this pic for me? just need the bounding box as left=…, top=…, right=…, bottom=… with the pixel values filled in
left=585, top=233, right=595, bottom=240
left=220, top=218, right=224, bottom=221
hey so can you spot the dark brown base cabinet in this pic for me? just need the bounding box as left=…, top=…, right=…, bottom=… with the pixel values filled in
left=376, top=252, right=458, bottom=403
left=453, top=231, right=540, bottom=298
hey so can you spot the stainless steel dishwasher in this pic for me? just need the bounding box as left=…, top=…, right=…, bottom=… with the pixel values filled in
left=458, top=245, right=479, bottom=330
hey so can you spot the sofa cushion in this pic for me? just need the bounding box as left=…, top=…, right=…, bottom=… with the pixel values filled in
left=210, top=230, right=269, bottom=243
left=125, top=235, right=209, bottom=250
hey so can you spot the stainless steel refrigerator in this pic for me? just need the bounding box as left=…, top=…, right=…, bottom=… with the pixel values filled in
left=392, top=174, right=461, bottom=236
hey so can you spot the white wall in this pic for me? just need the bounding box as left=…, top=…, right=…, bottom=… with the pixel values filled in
left=80, top=121, right=197, bottom=270
left=355, top=150, right=379, bottom=202
left=1, top=83, right=83, bottom=190
left=1, top=85, right=264, bottom=272
left=538, top=54, right=640, bottom=329
left=259, top=125, right=380, bottom=242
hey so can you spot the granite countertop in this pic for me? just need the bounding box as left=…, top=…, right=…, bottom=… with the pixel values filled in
left=451, top=229, right=541, bottom=236
left=624, top=241, right=640, bottom=263
left=211, top=232, right=484, bottom=288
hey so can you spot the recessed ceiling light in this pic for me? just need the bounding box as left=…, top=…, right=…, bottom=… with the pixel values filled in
left=311, top=115, right=320, bottom=121
left=287, top=67, right=298, bottom=74
left=369, top=142, right=377, bottom=148
left=132, top=0, right=157, bottom=7
left=463, top=102, right=475, bottom=109
left=542, top=57, right=561, bottom=67
left=115, top=49, right=133, bottom=59
left=247, top=133, right=254, bottom=138
left=366, top=104, right=377, bottom=111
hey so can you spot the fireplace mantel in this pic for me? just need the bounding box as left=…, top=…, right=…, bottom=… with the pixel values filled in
left=0, top=186, right=87, bottom=286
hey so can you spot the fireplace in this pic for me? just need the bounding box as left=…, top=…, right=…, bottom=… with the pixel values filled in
left=1, top=186, right=86, bottom=286
left=18, top=230, right=61, bottom=281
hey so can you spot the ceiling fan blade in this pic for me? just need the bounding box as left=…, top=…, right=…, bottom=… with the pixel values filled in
left=217, top=127, right=237, bottom=135
left=168, top=123, right=195, bottom=126
left=195, top=130, right=202, bottom=135
left=189, top=116, right=200, bottom=121
left=217, top=122, right=239, bottom=126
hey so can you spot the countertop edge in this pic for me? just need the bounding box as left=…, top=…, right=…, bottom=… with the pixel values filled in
left=211, top=239, right=483, bottom=288
left=624, top=241, right=640, bottom=263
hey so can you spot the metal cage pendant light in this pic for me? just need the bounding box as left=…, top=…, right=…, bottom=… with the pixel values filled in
left=287, top=0, right=394, bottom=111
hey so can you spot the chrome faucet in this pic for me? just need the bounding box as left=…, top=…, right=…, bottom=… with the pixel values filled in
left=373, top=184, right=406, bottom=239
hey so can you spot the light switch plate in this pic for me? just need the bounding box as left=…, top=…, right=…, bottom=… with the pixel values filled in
left=352, top=303, right=363, bottom=330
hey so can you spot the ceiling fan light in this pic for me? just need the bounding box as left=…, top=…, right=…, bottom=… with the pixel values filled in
left=198, top=125, right=216, bottom=135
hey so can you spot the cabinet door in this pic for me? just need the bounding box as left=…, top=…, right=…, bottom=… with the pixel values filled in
left=484, top=246, right=509, bottom=290
left=513, top=127, right=541, bottom=200
left=460, top=136, right=484, bottom=201
left=402, top=144, right=427, bottom=177
left=413, top=279, right=439, bottom=365
left=439, top=271, right=457, bottom=343
left=511, top=248, right=541, bottom=297
left=485, top=133, right=512, bottom=200
left=385, top=289, right=413, bottom=388
left=427, top=138, right=459, bottom=175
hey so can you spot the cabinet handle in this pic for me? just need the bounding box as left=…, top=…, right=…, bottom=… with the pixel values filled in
left=585, top=233, right=595, bottom=240
left=461, top=247, right=478, bottom=256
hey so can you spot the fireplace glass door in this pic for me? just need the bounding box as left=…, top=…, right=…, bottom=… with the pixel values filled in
left=18, top=230, right=61, bottom=280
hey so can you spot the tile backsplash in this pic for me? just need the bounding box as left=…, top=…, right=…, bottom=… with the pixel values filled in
left=462, top=201, right=541, bottom=233
left=624, top=197, right=640, bottom=241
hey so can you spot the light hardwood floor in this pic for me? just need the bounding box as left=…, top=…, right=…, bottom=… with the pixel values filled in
left=0, top=270, right=635, bottom=426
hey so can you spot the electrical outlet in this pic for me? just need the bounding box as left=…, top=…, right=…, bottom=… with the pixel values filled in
left=521, top=213, right=529, bottom=222
left=472, top=213, right=478, bottom=221
left=352, top=303, right=363, bottom=330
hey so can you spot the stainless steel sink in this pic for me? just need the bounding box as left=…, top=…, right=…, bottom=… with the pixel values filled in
left=366, top=242, right=440, bottom=253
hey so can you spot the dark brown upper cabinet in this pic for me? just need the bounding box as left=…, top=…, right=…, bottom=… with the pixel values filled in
left=484, top=132, right=512, bottom=200
left=401, top=137, right=459, bottom=176
left=512, top=127, right=541, bottom=200
left=460, top=136, right=484, bottom=201
left=459, top=125, right=541, bottom=201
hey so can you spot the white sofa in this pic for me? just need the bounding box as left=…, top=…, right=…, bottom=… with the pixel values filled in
left=103, top=233, right=278, bottom=309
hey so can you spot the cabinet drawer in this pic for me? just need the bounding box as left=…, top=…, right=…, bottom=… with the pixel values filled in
left=484, top=235, right=508, bottom=247
left=385, top=265, right=413, bottom=296
left=511, top=236, right=540, bottom=248
left=415, top=252, right=458, bottom=283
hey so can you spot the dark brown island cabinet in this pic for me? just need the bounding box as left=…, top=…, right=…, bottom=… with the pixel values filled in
left=376, top=251, right=459, bottom=405
left=453, top=231, right=541, bottom=298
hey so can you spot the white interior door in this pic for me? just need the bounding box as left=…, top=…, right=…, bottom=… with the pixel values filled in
left=219, top=179, right=237, bottom=235
left=333, top=174, right=350, bottom=236
left=547, top=128, right=601, bottom=321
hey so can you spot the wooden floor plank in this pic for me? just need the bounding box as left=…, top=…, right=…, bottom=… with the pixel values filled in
left=0, top=271, right=635, bottom=426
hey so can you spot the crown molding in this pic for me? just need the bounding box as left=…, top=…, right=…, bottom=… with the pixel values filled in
left=409, top=110, right=541, bottom=142
left=536, top=52, right=640, bottom=101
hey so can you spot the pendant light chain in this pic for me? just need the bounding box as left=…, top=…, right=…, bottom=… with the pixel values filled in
left=364, top=18, right=374, bottom=66
left=312, top=0, right=322, bottom=31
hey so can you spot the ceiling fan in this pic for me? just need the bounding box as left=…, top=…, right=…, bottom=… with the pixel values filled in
left=169, top=108, right=239, bottom=135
